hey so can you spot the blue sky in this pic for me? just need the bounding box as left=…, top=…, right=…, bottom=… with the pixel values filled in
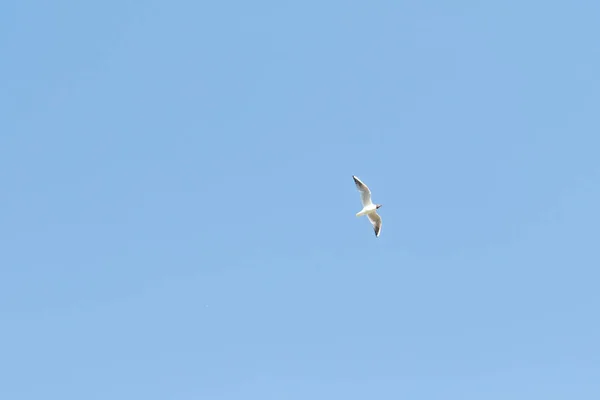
left=2, top=0, right=599, bottom=398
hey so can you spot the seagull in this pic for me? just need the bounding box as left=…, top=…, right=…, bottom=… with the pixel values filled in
left=352, top=175, right=382, bottom=237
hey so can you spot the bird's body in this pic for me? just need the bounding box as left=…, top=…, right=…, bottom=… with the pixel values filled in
left=355, top=203, right=379, bottom=217
left=352, top=175, right=383, bottom=237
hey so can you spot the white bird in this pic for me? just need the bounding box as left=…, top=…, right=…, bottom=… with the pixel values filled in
left=352, top=175, right=382, bottom=237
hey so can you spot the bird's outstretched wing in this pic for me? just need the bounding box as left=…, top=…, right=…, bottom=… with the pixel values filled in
left=367, top=212, right=382, bottom=237
left=353, top=175, right=373, bottom=207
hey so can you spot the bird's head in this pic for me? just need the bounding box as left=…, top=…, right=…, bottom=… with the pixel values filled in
left=376, top=204, right=382, bottom=209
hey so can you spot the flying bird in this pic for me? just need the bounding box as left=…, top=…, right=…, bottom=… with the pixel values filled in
left=352, top=175, right=382, bottom=237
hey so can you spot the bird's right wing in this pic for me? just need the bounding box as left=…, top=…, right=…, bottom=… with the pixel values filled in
left=353, top=175, right=373, bottom=207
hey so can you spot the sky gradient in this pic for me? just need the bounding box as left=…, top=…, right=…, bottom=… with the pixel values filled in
left=2, top=1, right=600, bottom=399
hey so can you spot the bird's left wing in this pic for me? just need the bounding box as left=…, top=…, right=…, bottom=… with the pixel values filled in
left=367, top=211, right=382, bottom=237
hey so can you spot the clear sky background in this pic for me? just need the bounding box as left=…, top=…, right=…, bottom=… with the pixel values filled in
left=2, top=1, right=599, bottom=399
